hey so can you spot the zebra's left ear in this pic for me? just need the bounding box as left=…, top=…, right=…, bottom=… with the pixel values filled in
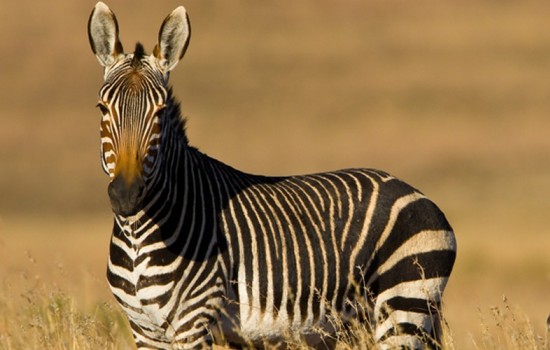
left=153, top=6, right=191, bottom=74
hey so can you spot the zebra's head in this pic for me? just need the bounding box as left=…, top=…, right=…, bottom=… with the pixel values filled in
left=88, top=2, right=190, bottom=216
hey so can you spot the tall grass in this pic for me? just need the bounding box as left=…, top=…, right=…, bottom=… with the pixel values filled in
left=1, top=283, right=546, bottom=349
left=1, top=218, right=548, bottom=349
left=0, top=288, right=132, bottom=350
left=469, top=296, right=548, bottom=350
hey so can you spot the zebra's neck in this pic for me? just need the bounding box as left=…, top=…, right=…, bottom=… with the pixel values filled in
left=112, top=90, right=254, bottom=261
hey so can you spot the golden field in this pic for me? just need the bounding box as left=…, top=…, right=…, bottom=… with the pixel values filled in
left=1, top=1, right=549, bottom=348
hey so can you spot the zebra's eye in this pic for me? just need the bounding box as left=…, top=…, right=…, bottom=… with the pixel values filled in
left=96, top=103, right=110, bottom=115
left=153, top=105, right=166, bottom=117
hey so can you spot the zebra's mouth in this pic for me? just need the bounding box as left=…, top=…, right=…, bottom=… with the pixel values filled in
left=107, top=175, right=145, bottom=216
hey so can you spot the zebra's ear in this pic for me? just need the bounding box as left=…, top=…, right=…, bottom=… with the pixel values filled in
left=88, top=2, right=124, bottom=68
left=153, top=6, right=191, bottom=74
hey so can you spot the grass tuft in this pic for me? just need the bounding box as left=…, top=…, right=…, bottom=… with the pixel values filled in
left=468, top=296, right=547, bottom=350
left=0, top=289, right=132, bottom=350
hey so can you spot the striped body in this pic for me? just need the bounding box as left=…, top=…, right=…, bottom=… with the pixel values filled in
left=88, top=3, right=456, bottom=349
left=108, top=145, right=455, bottom=348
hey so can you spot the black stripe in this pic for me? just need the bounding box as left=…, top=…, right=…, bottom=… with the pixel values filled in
left=370, top=250, right=456, bottom=295
left=379, top=296, right=440, bottom=323
left=378, top=322, right=428, bottom=341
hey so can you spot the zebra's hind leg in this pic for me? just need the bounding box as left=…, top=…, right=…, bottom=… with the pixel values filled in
left=372, top=277, right=448, bottom=350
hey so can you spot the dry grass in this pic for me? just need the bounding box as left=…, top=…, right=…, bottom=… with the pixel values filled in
left=469, top=296, right=547, bottom=350
left=0, top=290, right=131, bottom=350
left=1, top=0, right=550, bottom=348
left=0, top=217, right=547, bottom=349
left=0, top=217, right=132, bottom=350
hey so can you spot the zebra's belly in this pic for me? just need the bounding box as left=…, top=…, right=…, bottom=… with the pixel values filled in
left=219, top=289, right=332, bottom=345
left=220, top=305, right=325, bottom=344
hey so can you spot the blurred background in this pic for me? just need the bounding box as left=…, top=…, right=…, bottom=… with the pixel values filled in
left=1, top=0, right=549, bottom=348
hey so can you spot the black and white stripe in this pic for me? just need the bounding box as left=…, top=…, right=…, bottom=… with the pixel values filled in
left=88, top=3, right=456, bottom=349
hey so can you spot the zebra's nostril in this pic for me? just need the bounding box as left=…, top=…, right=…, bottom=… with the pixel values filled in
left=107, top=177, right=123, bottom=200
left=108, top=176, right=145, bottom=216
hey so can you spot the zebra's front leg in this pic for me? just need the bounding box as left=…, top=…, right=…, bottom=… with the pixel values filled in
left=127, top=319, right=213, bottom=350
left=167, top=310, right=223, bottom=350
left=128, top=320, right=174, bottom=350
left=171, top=328, right=213, bottom=350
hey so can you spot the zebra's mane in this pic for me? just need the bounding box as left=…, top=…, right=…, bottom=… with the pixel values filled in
left=132, top=43, right=146, bottom=68
left=165, top=87, right=190, bottom=147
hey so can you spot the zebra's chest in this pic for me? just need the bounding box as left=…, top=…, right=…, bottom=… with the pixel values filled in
left=107, top=239, right=175, bottom=331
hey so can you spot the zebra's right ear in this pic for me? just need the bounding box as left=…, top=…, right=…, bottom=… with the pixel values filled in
left=153, top=6, right=191, bottom=74
left=88, top=2, right=124, bottom=68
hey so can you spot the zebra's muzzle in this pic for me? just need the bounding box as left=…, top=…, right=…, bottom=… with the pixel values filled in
left=107, top=175, right=145, bottom=216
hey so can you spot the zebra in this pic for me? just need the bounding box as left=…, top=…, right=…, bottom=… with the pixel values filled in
left=88, top=2, right=457, bottom=349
